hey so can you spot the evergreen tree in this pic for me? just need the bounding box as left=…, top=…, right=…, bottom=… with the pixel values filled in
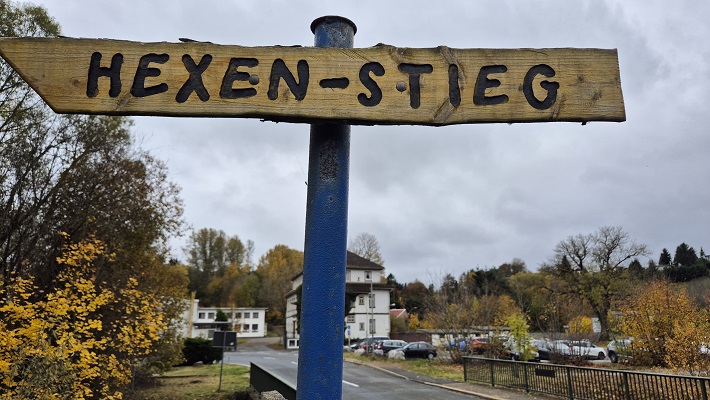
left=659, top=248, right=672, bottom=266
left=386, top=273, right=404, bottom=308
left=674, top=243, right=698, bottom=267
left=629, top=258, right=644, bottom=277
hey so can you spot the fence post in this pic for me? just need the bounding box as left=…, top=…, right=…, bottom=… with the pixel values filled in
left=623, top=372, right=631, bottom=400
left=566, top=368, right=574, bottom=400
left=702, top=378, right=708, bottom=400
left=490, top=359, right=495, bottom=387
left=523, top=362, right=530, bottom=393
left=463, top=357, right=468, bottom=382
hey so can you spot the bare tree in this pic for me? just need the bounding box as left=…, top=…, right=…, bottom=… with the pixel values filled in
left=548, top=226, right=649, bottom=340
left=347, top=232, right=384, bottom=266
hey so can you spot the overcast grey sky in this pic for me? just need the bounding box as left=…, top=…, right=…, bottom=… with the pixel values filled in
left=27, top=0, right=710, bottom=284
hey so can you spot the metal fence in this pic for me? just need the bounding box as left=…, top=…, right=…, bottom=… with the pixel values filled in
left=463, top=356, right=710, bottom=400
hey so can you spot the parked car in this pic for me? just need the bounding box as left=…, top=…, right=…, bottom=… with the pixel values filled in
left=504, top=338, right=540, bottom=361
left=470, top=337, right=490, bottom=355
left=607, top=338, right=633, bottom=363
left=570, top=340, right=606, bottom=360
left=352, top=336, right=389, bottom=351
left=548, top=340, right=574, bottom=359
left=532, top=339, right=551, bottom=361
left=374, top=339, right=408, bottom=354
left=395, top=342, right=438, bottom=359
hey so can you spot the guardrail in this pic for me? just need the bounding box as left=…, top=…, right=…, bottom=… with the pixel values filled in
left=463, top=356, right=710, bottom=400
left=250, top=362, right=297, bottom=400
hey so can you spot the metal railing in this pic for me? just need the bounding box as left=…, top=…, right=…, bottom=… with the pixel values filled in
left=463, top=356, right=710, bottom=400
left=250, top=362, right=297, bottom=400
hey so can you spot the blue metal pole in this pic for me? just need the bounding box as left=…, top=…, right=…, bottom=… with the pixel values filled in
left=296, top=16, right=356, bottom=400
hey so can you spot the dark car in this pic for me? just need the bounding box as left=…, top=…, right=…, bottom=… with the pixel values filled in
left=396, top=342, right=437, bottom=359
left=374, top=339, right=408, bottom=354
left=532, top=339, right=551, bottom=361
left=352, top=336, right=389, bottom=351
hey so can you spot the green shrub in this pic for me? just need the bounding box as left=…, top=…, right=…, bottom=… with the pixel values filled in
left=181, top=338, right=223, bottom=366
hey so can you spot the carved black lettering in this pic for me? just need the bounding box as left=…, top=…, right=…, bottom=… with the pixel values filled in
left=474, top=65, right=508, bottom=106
left=176, top=54, right=212, bottom=103
left=267, top=59, right=309, bottom=100
left=319, top=78, right=350, bottom=89
left=523, top=64, right=559, bottom=110
left=131, top=53, right=169, bottom=97
left=87, top=52, right=123, bottom=98
left=220, top=58, right=258, bottom=99
left=448, top=64, right=461, bottom=107
left=358, top=62, right=384, bottom=107
left=398, top=63, right=433, bottom=109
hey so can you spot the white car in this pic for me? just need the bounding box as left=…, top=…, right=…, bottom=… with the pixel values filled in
left=548, top=340, right=574, bottom=357
left=570, top=340, right=606, bottom=360
left=607, top=338, right=633, bottom=363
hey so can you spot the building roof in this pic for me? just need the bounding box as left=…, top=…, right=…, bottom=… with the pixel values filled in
left=345, top=251, right=385, bottom=271
left=290, top=251, right=385, bottom=281
left=390, top=309, right=408, bottom=319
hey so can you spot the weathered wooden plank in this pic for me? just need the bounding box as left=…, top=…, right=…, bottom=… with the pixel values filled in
left=0, top=37, right=625, bottom=125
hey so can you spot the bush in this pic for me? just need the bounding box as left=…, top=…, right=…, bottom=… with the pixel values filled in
left=182, top=338, right=223, bottom=365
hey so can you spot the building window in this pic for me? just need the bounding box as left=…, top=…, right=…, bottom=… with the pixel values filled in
left=198, top=312, right=205, bottom=319
left=243, top=324, right=249, bottom=332
left=252, top=312, right=259, bottom=318
left=369, top=293, right=375, bottom=308
left=244, top=312, right=250, bottom=319
left=365, top=271, right=372, bottom=281
left=208, top=329, right=215, bottom=339
left=207, top=312, right=215, bottom=319
left=235, top=312, right=242, bottom=319
left=346, top=270, right=351, bottom=282
left=347, top=315, right=355, bottom=323
left=359, top=322, right=365, bottom=331
left=252, top=324, right=258, bottom=331
left=358, top=296, right=365, bottom=305
left=369, top=318, right=376, bottom=334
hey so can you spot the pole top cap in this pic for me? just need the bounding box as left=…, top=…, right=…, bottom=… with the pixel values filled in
left=310, top=16, right=357, bottom=35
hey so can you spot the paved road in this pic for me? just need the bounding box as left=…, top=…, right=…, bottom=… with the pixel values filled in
left=224, top=339, right=485, bottom=399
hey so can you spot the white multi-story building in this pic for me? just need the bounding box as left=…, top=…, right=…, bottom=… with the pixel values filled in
left=182, top=298, right=267, bottom=339
left=284, top=251, right=391, bottom=348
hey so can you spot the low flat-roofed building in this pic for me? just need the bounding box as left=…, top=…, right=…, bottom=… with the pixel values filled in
left=182, top=299, right=268, bottom=339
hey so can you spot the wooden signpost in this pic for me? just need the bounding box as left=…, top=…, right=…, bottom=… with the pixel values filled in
left=0, top=37, right=625, bottom=125
left=0, top=17, right=625, bottom=400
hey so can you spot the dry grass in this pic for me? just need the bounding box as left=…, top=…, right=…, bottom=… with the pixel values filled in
left=344, top=352, right=465, bottom=382
left=130, top=364, right=251, bottom=400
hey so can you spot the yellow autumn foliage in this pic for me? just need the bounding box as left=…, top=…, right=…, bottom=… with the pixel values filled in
left=408, top=313, right=420, bottom=330
left=619, top=279, right=710, bottom=374
left=0, top=234, right=171, bottom=399
left=567, top=315, right=594, bottom=335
